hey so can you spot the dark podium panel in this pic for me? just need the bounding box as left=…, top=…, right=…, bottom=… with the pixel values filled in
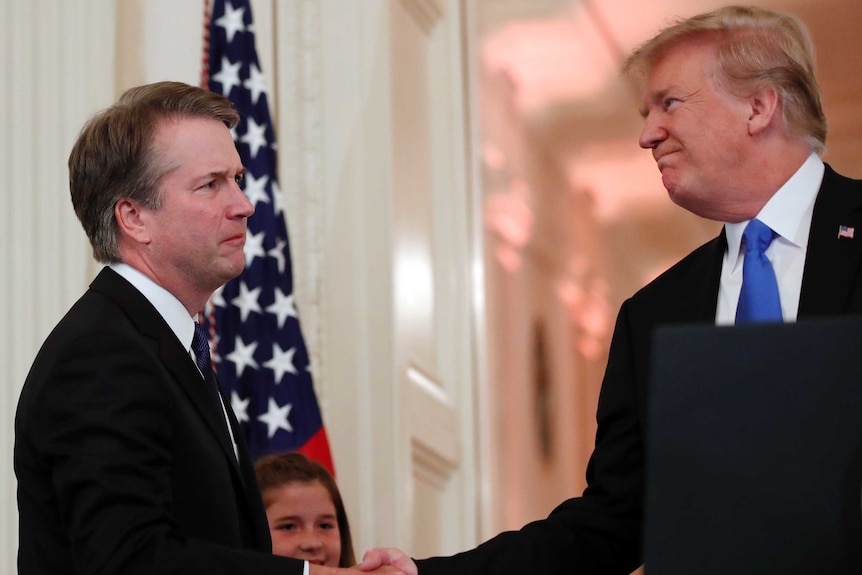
left=645, top=318, right=862, bottom=574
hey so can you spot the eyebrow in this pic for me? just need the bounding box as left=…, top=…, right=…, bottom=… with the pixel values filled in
left=214, top=166, right=246, bottom=178
left=197, top=166, right=246, bottom=183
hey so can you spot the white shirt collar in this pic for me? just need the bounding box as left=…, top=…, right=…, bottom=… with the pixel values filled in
left=725, top=152, right=824, bottom=272
left=109, top=262, right=197, bottom=352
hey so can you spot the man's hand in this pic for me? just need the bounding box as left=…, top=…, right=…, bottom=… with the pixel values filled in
left=359, top=548, right=418, bottom=575
left=308, top=562, right=411, bottom=575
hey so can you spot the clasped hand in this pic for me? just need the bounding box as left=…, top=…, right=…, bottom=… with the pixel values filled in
left=307, top=548, right=416, bottom=575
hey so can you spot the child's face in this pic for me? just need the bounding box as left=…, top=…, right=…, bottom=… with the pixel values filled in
left=264, top=480, right=342, bottom=566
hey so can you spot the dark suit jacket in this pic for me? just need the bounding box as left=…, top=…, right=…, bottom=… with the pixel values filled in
left=15, top=267, right=304, bottom=574
left=417, top=164, right=862, bottom=574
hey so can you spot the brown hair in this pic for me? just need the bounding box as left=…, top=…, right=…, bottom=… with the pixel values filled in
left=623, top=5, right=826, bottom=154
left=254, top=452, right=356, bottom=567
left=68, top=81, right=240, bottom=263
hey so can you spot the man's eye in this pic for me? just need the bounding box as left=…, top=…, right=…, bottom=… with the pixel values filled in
left=663, top=98, right=680, bottom=111
left=235, top=174, right=244, bottom=186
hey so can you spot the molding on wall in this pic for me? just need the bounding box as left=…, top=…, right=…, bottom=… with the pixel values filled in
left=274, top=0, right=327, bottom=406
left=399, top=0, right=444, bottom=33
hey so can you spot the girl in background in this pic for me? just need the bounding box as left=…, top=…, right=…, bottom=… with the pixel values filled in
left=254, top=452, right=357, bottom=567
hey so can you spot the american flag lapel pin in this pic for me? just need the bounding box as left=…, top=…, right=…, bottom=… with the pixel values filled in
left=838, top=225, right=855, bottom=239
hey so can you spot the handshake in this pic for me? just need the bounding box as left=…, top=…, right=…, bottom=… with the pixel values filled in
left=309, top=549, right=416, bottom=575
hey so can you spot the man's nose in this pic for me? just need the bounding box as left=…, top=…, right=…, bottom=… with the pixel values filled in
left=232, top=180, right=255, bottom=218
left=638, top=114, right=667, bottom=150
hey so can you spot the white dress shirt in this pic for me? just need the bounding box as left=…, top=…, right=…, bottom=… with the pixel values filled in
left=716, top=153, right=825, bottom=325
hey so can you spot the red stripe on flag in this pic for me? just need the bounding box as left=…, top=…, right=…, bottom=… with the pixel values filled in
left=297, top=428, right=336, bottom=478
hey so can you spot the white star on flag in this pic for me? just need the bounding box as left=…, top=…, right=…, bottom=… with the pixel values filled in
left=267, top=239, right=287, bottom=274
left=215, top=1, right=245, bottom=42
left=243, top=63, right=268, bottom=105
left=211, top=56, right=241, bottom=97
left=240, top=117, right=267, bottom=158
left=271, top=181, right=285, bottom=216
left=266, top=288, right=297, bottom=328
left=263, top=343, right=298, bottom=383
left=243, top=172, right=270, bottom=207
left=258, top=398, right=293, bottom=438
left=231, top=281, right=262, bottom=322
left=225, top=335, right=259, bottom=376
left=243, top=229, right=266, bottom=267
left=231, top=391, right=250, bottom=423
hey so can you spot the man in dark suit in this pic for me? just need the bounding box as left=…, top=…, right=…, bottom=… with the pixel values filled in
left=14, top=82, right=401, bottom=575
left=361, top=5, right=862, bottom=574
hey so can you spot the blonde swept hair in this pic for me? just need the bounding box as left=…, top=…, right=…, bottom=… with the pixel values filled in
left=623, top=5, right=827, bottom=154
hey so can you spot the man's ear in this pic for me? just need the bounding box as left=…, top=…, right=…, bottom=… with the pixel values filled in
left=115, top=199, right=151, bottom=245
left=747, top=86, right=780, bottom=137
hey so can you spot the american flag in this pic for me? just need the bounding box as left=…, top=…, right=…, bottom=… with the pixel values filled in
left=201, top=0, right=334, bottom=475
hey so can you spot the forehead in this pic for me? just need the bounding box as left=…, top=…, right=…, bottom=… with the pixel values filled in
left=269, top=480, right=335, bottom=507
left=150, top=115, right=242, bottom=182
left=640, top=40, right=720, bottom=102
left=153, top=116, right=237, bottom=158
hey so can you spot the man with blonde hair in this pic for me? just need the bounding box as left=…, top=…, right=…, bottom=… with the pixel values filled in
left=363, top=5, right=862, bottom=573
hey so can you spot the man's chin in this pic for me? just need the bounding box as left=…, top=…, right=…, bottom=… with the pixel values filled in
left=208, top=262, right=246, bottom=291
left=664, top=182, right=683, bottom=205
left=661, top=170, right=679, bottom=197
left=224, top=257, right=248, bottom=279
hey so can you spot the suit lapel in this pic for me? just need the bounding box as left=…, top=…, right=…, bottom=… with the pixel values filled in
left=159, top=332, right=242, bottom=471
left=219, top=381, right=274, bottom=546
left=90, top=268, right=244, bottom=477
left=688, top=233, right=726, bottom=322
left=663, top=232, right=726, bottom=324
left=798, top=165, right=862, bottom=317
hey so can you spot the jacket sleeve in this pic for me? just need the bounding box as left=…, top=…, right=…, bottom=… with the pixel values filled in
left=416, top=300, right=644, bottom=575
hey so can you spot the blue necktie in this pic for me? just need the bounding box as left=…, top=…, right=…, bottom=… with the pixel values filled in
left=736, top=219, right=783, bottom=324
left=192, top=322, right=214, bottom=378
left=192, top=321, right=237, bottom=459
